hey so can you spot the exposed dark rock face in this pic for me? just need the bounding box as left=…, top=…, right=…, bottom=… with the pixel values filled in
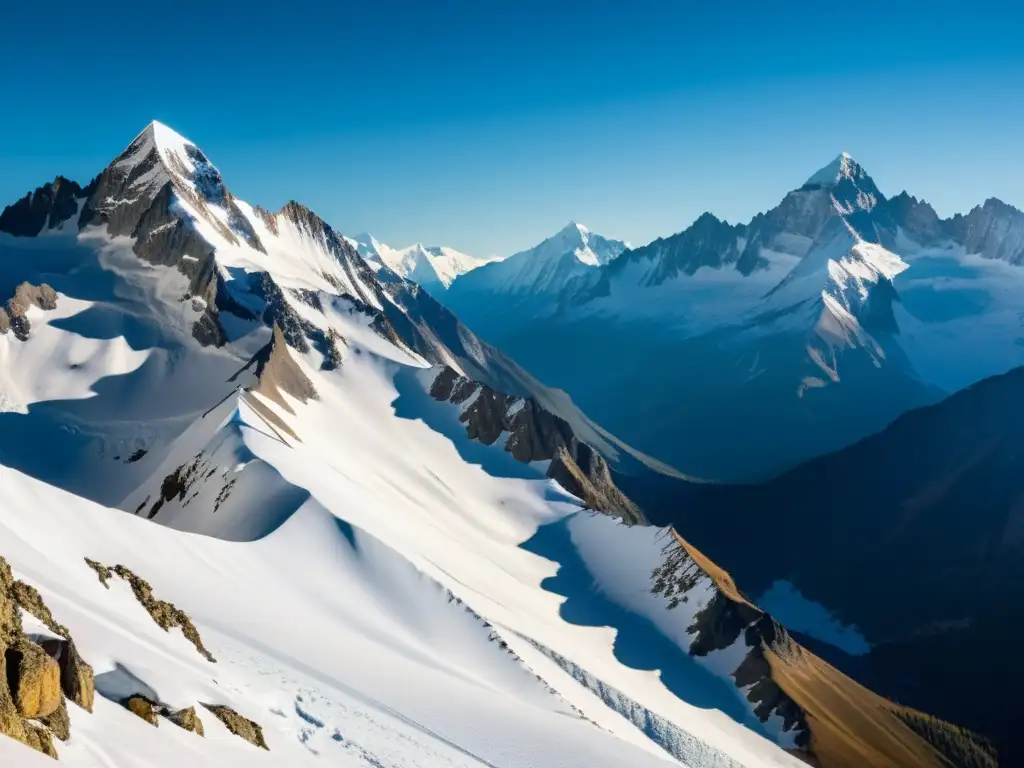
left=84, top=559, right=215, bottom=663
left=878, top=191, right=946, bottom=246
left=0, top=176, right=83, bottom=236
left=250, top=274, right=339, bottom=358
left=946, top=197, right=1024, bottom=265
left=650, top=535, right=811, bottom=748
left=429, top=366, right=643, bottom=523
left=0, top=282, right=58, bottom=340
left=136, top=452, right=209, bottom=520
left=77, top=124, right=262, bottom=346
left=613, top=213, right=752, bottom=284
left=201, top=703, right=268, bottom=749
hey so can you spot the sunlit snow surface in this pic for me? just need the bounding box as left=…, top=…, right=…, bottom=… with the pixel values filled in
left=0, top=123, right=802, bottom=767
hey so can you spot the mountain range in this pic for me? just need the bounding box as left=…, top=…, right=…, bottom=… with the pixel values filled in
left=344, top=233, right=497, bottom=295
left=446, top=152, right=1024, bottom=482
left=0, top=121, right=1008, bottom=767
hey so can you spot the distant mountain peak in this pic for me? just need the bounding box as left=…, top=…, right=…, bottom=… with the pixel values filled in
left=560, top=220, right=588, bottom=236
left=803, top=151, right=869, bottom=188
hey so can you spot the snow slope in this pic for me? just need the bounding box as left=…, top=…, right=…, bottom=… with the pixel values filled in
left=0, top=121, right=804, bottom=767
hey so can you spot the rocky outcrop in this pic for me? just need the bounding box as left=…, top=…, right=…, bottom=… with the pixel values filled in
left=1, top=555, right=96, bottom=759
left=125, top=695, right=160, bottom=726
left=232, top=323, right=318, bottom=414
left=0, top=176, right=82, bottom=236
left=946, top=197, right=1024, bottom=265
left=7, top=640, right=62, bottom=719
left=649, top=533, right=981, bottom=768
left=0, top=282, right=58, bottom=341
left=84, top=559, right=215, bottom=663
left=615, top=212, right=752, bottom=284
left=8, top=579, right=94, bottom=713
left=164, top=705, right=204, bottom=736
left=878, top=191, right=946, bottom=247
left=429, top=367, right=643, bottom=523
left=201, top=703, right=268, bottom=749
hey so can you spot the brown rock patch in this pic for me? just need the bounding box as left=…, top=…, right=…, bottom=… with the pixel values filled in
left=201, top=703, right=268, bottom=749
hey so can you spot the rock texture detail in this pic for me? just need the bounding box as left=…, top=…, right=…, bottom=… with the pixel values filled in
left=232, top=323, right=319, bottom=414
left=649, top=532, right=990, bottom=768
left=84, top=559, right=216, bottom=663
left=1, top=555, right=97, bottom=760
left=0, top=176, right=82, bottom=236
left=125, top=695, right=160, bottom=726
left=201, top=703, right=268, bottom=750
left=164, top=705, right=205, bottom=736
left=0, top=282, right=58, bottom=340
left=429, top=366, right=643, bottom=524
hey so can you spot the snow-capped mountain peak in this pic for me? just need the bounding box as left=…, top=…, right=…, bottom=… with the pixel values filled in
left=804, top=151, right=864, bottom=188
left=535, top=221, right=624, bottom=267
left=344, top=234, right=490, bottom=291
left=116, top=120, right=221, bottom=202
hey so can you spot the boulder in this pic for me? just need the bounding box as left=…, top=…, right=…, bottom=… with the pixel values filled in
left=6, top=640, right=62, bottom=718
left=163, top=705, right=205, bottom=736
left=124, top=695, right=159, bottom=726
left=37, top=637, right=95, bottom=712
left=0, top=651, right=30, bottom=748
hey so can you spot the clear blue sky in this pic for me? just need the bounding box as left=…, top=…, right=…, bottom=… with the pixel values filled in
left=2, top=1, right=1022, bottom=256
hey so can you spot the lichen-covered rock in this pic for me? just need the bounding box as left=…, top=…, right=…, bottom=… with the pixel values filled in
left=84, top=558, right=112, bottom=589
left=0, top=650, right=30, bottom=749
left=23, top=722, right=58, bottom=759
left=201, top=703, right=268, bottom=749
left=163, top=705, right=205, bottom=737
left=7, top=639, right=62, bottom=718
left=32, top=636, right=94, bottom=713
left=125, top=695, right=159, bottom=726
left=0, top=282, right=60, bottom=341
left=40, top=698, right=70, bottom=741
left=0, top=559, right=20, bottom=646
left=60, top=641, right=95, bottom=712
left=107, top=564, right=216, bottom=663
left=10, top=578, right=95, bottom=713
left=87, top=560, right=216, bottom=663
left=9, top=581, right=66, bottom=637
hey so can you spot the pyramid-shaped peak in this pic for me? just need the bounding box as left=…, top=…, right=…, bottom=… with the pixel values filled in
left=559, top=221, right=589, bottom=236
left=146, top=120, right=197, bottom=150
left=803, top=152, right=869, bottom=188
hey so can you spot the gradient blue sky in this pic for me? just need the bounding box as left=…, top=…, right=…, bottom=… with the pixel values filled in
left=2, top=1, right=1022, bottom=256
